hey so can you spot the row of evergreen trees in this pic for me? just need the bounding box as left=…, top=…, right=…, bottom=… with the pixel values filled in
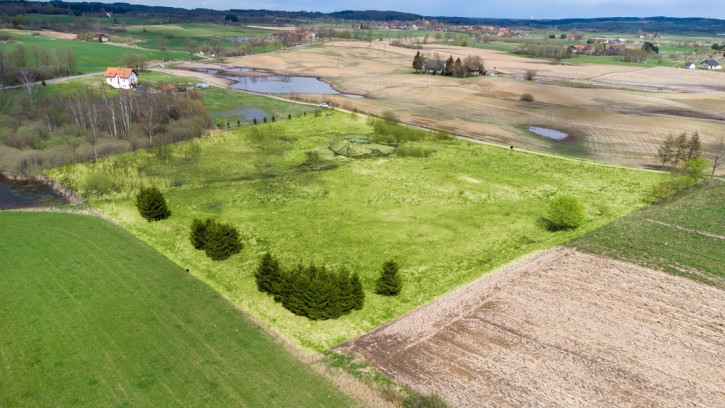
left=190, top=217, right=244, bottom=261
left=255, top=253, right=365, bottom=320
left=657, top=132, right=702, bottom=168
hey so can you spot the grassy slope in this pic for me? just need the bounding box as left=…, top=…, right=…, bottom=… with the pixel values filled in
left=0, top=30, right=187, bottom=72
left=0, top=211, right=355, bottom=407
left=47, top=113, right=669, bottom=351
left=567, top=181, right=724, bottom=288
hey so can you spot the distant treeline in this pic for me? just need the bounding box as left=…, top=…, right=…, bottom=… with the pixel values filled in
left=0, top=44, right=77, bottom=87
left=2, top=1, right=725, bottom=33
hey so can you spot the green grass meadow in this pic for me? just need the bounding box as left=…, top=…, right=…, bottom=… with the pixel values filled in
left=47, top=112, right=670, bottom=351
left=0, top=30, right=188, bottom=73
left=568, top=180, right=725, bottom=288
left=0, top=211, right=354, bottom=407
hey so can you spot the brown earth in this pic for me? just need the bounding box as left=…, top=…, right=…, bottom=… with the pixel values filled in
left=226, top=44, right=725, bottom=171
left=336, top=247, right=725, bottom=408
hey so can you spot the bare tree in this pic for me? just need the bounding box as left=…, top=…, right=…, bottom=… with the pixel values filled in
left=185, top=38, right=197, bottom=61
left=17, top=68, right=37, bottom=107
left=708, top=137, right=725, bottom=176
left=157, top=36, right=168, bottom=63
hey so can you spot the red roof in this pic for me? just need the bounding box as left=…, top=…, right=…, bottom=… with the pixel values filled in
left=104, top=67, right=136, bottom=79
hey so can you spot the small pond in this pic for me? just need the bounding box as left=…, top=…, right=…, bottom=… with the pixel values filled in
left=0, top=175, right=67, bottom=210
left=193, top=68, right=363, bottom=98
left=527, top=127, right=572, bottom=141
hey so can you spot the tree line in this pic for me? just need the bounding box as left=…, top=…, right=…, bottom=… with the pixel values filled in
left=0, top=43, right=76, bottom=87
left=657, top=132, right=724, bottom=177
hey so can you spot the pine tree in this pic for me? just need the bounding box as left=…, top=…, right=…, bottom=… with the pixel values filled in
left=686, top=132, right=702, bottom=162
left=202, top=220, right=243, bottom=261
left=189, top=217, right=210, bottom=250
left=336, top=267, right=354, bottom=314
left=281, top=264, right=308, bottom=316
left=454, top=57, right=464, bottom=77
left=135, top=185, right=171, bottom=221
left=412, top=51, right=424, bottom=73
left=351, top=272, right=365, bottom=310
left=375, top=259, right=403, bottom=296
left=255, top=252, right=281, bottom=294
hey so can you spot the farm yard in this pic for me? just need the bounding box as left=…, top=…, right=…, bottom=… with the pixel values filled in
left=47, top=112, right=670, bottom=352
left=0, top=211, right=355, bottom=407
left=336, top=246, right=725, bottom=408
left=228, top=42, right=725, bottom=171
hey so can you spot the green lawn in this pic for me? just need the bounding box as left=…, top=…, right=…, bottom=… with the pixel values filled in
left=567, top=180, right=725, bottom=288
left=0, top=30, right=187, bottom=73
left=47, top=112, right=670, bottom=352
left=0, top=211, right=355, bottom=407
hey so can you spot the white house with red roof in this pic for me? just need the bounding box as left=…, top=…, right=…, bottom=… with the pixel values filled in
left=104, top=67, right=138, bottom=90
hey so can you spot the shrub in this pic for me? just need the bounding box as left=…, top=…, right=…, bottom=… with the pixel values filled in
left=135, top=185, right=171, bottom=221
left=525, top=69, right=537, bottom=81
left=546, top=196, right=584, bottom=230
left=520, top=93, right=534, bottom=102
left=375, top=259, right=403, bottom=296
left=82, top=171, right=114, bottom=196
left=255, top=252, right=283, bottom=294
left=201, top=219, right=243, bottom=261
left=403, top=392, right=449, bottom=408
left=395, top=145, right=435, bottom=158
left=189, top=217, right=211, bottom=250
left=647, top=177, right=695, bottom=202
left=682, top=157, right=710, bottom=180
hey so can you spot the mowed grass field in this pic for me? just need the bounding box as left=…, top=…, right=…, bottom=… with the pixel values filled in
left=0, top=211, right=355, bottom=407
left=0, top=30, right=187, bottom=73
left=568, top=180, right=725, bottom=288
left=232, top=43, right=725, bottom=171
left=47, top=113, right=670, bottom=351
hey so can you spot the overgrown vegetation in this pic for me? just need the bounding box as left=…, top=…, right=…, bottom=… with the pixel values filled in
left=0, top=81, right=210, bottom=175
left=545, top=195, right=585, bottom=230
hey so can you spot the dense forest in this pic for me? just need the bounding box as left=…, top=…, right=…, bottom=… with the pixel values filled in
left=0, top=83, right=210, bottom=175
left=1, top=1, right=724, bottom=33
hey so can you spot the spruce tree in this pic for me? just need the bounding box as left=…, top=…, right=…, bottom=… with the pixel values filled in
left=375, top=259, right=403, bottom=296
left=202, top=220, right=243, bottom=261
left=444, top=55, right=455, bottom=76
left=135, top=185, right=171, bottom=221
left=336, top=267, right=354, bottom=315
left=255, top=252, right=281, bottom=294
left=672, top=132, right=688, bottom=167
left=189, top=217, right=210, bottom=250
left=351, top=272, right=365, bottom=310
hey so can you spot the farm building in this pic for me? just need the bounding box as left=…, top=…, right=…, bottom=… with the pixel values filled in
left=104, top=67, right=138, bottom=90
left=93, top=33, right=109, bottom=42
left=426, top=59, right=446, bottom=73
left=700, top=60, right=722, bottom=69
left=684, top=62, right=697, bottom=69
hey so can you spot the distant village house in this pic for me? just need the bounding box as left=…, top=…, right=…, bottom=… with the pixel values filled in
left=93, top=33, right=109, bottom=42
left=104, top=67, right=138, bottom=90
left=700, top=59, right=722, bottom=70
left=684, top=62, right=697, bottom=69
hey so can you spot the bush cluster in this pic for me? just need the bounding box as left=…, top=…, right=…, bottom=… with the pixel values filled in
left=190, top=218, right=243, bottom=261
left=255, top=253, right=364, bottom=320
left=135, top=185, right=171, bottom=221
left=368, top=118, right=451, bottom=145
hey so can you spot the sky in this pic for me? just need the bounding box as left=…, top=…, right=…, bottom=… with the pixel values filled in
left=132, top=0, right=725, bottom=20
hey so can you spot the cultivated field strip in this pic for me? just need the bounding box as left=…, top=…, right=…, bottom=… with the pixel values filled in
left=337, top=247, right=725, bottom=407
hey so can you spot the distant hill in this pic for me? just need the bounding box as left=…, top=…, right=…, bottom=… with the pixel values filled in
left=1, top=1, right=724, bottom=33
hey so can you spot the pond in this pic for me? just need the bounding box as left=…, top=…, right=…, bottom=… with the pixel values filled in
left=527, top=127, right=572, bottom=141
left=194, top=68, right=363, bottom=98
left=211, top=108, right=268, bottom=122
left=0, top=175, right=67, bottom=210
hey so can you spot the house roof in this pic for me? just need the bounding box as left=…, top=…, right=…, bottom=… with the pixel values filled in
left=93, top=33, right=107, bottom=38
left=426, top=60, right=446, bottom=69
left=685, top=62, right=695, bottom=66
left=104, top=67, right=136, bottom=78
left=702, top=59, right=721, bottom=66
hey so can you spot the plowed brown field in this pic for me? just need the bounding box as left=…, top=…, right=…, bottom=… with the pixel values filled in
left=336, top=247, right=725, bottom=407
